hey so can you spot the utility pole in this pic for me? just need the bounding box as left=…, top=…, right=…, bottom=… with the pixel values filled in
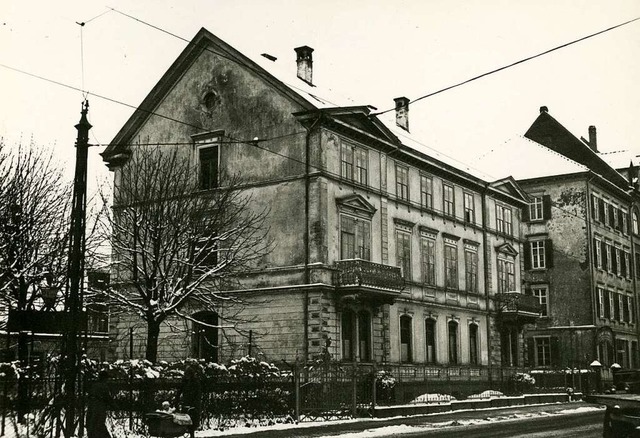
left=64, top=100, right=91, bottom=436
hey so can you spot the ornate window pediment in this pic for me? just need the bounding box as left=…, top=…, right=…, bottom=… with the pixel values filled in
left=496, top=242, right=518, bottom=257
left=336, top=194, right=376, bottom=219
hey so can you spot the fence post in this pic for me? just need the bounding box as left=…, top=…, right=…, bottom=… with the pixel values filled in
left=129, top=327, right=134, bottom=430
left=294, top=359, right=300, bottom=423
left=352, top=361, right=357, bottom=418
left=371, top=362, right=377, bottom=414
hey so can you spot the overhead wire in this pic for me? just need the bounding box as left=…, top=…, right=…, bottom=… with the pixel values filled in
left=371, top=16, right=640, bottom=117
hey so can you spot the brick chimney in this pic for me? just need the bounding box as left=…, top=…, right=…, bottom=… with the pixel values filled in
left=294, top=46, right=314, bottom=86
left=588, top=125, right=598, bottom=152
left=394, top=97, right=410, bottom=132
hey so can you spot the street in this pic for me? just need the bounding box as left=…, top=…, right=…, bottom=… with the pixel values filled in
left=315, top=409, right=603, bottom=438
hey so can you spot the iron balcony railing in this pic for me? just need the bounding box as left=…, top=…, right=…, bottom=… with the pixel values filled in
left=494, top=291, right=541, bottom=316
left=334, top=259, right=404, bottom=292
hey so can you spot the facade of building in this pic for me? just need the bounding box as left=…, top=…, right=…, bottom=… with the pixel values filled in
left=517, top=107, right=640, bottom=369
left=102, top=28, right=536, bottom=367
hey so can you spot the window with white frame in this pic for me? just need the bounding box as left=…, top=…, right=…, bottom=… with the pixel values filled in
left=340, top=215, right=371, bottom=260
left=634, top=211, right=640, bottom=235
left=531, top=240, right=546, bottom=269
left=616, top=247, right=622, bottom=276
left=496, top=204, right=513, bottom=235
left=619, top=294, right=625, bottom=322
left=606, top=243, right=613, bottom=272
left=610, top=291, right=616, bottom=321
left=420, top=175, right=433, bottom=210
left=463, top=192, right=475, bottom=224
left=595, top=238, right=602, bottom=269
left=629, top=296, right=635, bottom=324
left=443, top=184, right=455, bottom=217
left=598, top=287, right=605, bottom=319
left=591, top=194, right=599, bottom=222
left=530, top=196, right=544, bottom=221
left=532, top=285, right=549, bottom=317
left=396, top=165, right=409, bottom=201
left=535, top=337, right=551, bottom=367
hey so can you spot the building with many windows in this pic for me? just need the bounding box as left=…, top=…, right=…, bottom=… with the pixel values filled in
left=513, top=107, right=640, bottom=369
left=102, top=28, right=536, bottom=373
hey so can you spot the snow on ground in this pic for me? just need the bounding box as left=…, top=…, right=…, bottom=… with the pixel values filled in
left=192, top=405, right=605, bottom=437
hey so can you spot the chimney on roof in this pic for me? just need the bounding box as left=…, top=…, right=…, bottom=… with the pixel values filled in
left=588, top=125, right=598, bottom=152
left=294, top=46, right=314, bottom=86
left=540, top=106, right=548, bottom=113
left=394, top=97, right=410, bottom=132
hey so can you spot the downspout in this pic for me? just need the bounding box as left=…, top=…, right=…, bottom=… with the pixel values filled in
left=585, top=175, right=598, bottom=364
left=481, top=184, right=493, bottom=376
left=303, top=114, right=322, bottom=363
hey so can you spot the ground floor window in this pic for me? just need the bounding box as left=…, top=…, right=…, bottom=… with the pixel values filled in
left=501, top=327, right=519, bottom=366
left=192, top=311, right=219, bottom=362
left=448, top=321, right=458, bottom=364
left=598, top=340, right=614, bottom=367
left=535, top=337, right=550, bottom=367
left=469, top=324, right=479, bottom=365
left=342, top=309, right=372, bottom=361
left=425, top=319, right=436, bottom=363
left=400, top=315, right=413, bottom=362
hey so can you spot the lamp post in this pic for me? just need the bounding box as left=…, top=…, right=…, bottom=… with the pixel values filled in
left=590, top=360, right=603, bottom=394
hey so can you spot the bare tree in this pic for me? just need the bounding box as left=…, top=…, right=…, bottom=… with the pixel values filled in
left=100, top=146, right=270, bottom=362
left=0, top=140, right=71, bottom=317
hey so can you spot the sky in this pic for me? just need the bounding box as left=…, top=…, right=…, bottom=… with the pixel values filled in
left=2, top=0, right=640, bottom=188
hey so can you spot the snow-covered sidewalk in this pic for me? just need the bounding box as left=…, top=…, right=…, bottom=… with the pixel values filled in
left=192, top=402, right=603, bottom=437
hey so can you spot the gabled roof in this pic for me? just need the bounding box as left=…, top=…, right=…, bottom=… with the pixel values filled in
left=335, top=194, right=377, bottom=216
left=524, top=110, right=630, bottom=190
left=102, top=27, right=530, bottom=208
left=488, top=176, right=531, bottom=203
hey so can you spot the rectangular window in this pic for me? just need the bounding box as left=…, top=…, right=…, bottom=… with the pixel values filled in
left=341, top=144, right=354, bottom=181
left=606, top=244, right=613, bottom=272
left=396, top=165, right=409, bottom=201
left=420, top=175, right=433, bottom=210
left=463, top=192, right=475, bottom=224
left=530, top=196, right=544, bottom=221
left=625, top=252, right=631, bottom=278
left=636, top=253, right=640, bottom=279
left=444, top=244, right=458, bottom=289
left=623, top=211, right=629, bottom=235
left=199, top=146, right=219, bottom=190
left=629, top=296, right=635, bottom=324
left=624, top=295, right=630, bottom=323
left=535, top=337, right=551, bottom=367
left=443, top=184, right=455, bottom=217
left=396, top=231, right=412, bottom=278
left=532, top=286, right=549, bottom=317
left=608, top=204, right=616, bottom=228
left=531, top=240, right=546, bottom=269
left=598, top=288, right=605, bottom=318
left=497, top=257, right=515, bottom=293
left=421, top=238, right=436, bottom=286
left=595, top=238, right=602, bottom=269
left=425, top=319, right=436, bottom=363
left=591, top=195, right=599, bottom=222
left=340, top=215, right=371, bottom=260
left=496, top=205, right=513, bottom=235
left=616, top=247, right=622, bottom=276
left=342, top=144, right=368, bottom=185
left=354, top=147, right=368, bottom=185
left=619, top=294, right=625, bottom=322
left=612, top=292, right=618, bottom=321
left=465, top=249, right=478, bottom=293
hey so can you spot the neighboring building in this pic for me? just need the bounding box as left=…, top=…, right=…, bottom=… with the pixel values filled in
left=512, top=107, right=640, bottom=370
left=102, top=28, right=535, bottom=369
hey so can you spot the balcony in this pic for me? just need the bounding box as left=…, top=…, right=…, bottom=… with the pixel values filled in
left=334, top=259, right=404, bottom=305
left=494, top=292, right=541, bottom=324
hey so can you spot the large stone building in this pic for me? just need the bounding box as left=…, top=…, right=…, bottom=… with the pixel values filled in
left=508, top=107, right=640, bottom=369
left=102, top=28, right=537, bottom=368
